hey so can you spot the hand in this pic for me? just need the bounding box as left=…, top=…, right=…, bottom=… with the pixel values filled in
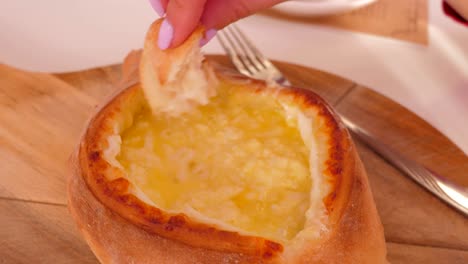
left=149, top=0, right=286, bottom=49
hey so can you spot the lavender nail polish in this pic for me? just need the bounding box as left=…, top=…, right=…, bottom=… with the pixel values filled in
left=149, top=0, right=165, bottom=17
left=158, top=19, right=174, bottom=50
left=200, top=29, right=218, bottom=47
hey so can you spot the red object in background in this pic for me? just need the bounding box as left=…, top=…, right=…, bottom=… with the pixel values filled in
left=443, top=1, right=468, bottom=26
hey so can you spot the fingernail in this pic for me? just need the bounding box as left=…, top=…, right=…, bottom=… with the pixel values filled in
left=158, top=19, right=174, bottom=50
left=149, top=0, right=165, bottom=17
left=200, top=29, right=217, bottom=47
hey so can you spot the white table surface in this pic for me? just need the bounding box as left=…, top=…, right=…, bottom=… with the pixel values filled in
left=2, top=1, right=468, bottom=155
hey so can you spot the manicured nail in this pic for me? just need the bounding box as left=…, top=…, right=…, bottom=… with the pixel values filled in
left=158, top=19, right=174, bottom=50
left=200, top=29, right=217, bottom=47
left=149, top=0, right=165, bottom=17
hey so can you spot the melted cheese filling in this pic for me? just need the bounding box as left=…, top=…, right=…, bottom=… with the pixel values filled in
left=116, top=83, right=316, bottom=242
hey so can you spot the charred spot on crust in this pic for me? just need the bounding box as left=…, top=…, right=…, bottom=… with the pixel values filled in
left=109, top=178, right=130, bottom=192
left=168, top=215, right=187, bottom=227
left=89, top=151, right=100, bottom=161
left=265, top=240, right=283, bottom=252
left=117, top=195, right=130, bottom=204
left=102, top=179, right=128, bottom=197
left=327, top=149, right=344, bottom=175
left=262, top=240, right=283, bottom=259
left=324, top=191, right=337, bottom=211
left=263, top=251, right=273, bottom=259
left=95, top=176, right=105, bottom=184
left=164, top=215, right=187, bottom=231
left=127, top=196, right=147, bottom=214
left=148, top=212, right=164, bottom=224
left=217, top=230, right=232, bottom=237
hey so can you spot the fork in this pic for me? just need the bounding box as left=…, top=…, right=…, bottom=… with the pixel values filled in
left=217, top=25, right=290, bottom=86
left=216, top=24, right=468, bottom=217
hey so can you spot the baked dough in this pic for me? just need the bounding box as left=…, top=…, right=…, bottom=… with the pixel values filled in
left=139, top=20, right=217, bottom=116
left=68, top=19, right=388, bottom=263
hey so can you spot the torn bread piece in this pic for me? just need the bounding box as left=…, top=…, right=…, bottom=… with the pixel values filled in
left=139, top=19, right=218, bottom=116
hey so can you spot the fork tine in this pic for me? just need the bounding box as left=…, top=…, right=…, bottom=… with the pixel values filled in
left=226, top=26, right=263, bottom=73
left=223, top=28, right=259, bottom=75
left=217, top=31, right=252, bottom=77
left=230, top=25, right=275, bottom=70
left=232, top=26, right=291, bottom=85
left=229, top=25, right=269, bottom=71
left=217, top=24, right=291, bottom=86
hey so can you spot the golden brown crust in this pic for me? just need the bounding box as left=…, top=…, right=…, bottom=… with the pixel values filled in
left=68, top=16, right=388, bottom=262
left=69, top=24, right=387, bottom=260
left=69, top=74, right=387, bottom=263
left=76, top=82, right=285, bottom=259
left=68, top=149, right=268, bottom=264
left=286, top=142, right=388, bottom=263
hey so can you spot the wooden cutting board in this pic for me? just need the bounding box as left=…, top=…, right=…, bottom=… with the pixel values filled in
left=0, top=55, right=467, bottom=263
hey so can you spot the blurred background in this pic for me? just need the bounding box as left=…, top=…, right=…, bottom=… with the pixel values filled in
left=2, top=0, right=467, bottom=154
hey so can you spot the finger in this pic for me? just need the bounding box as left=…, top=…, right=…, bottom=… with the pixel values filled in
left=201, top=0, right=286, bottom=29
left=160, top=0, right=168, bottom=9
left=149, top=0, right=169, bottom=17
left=164, top=0, right=208, bottom=48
